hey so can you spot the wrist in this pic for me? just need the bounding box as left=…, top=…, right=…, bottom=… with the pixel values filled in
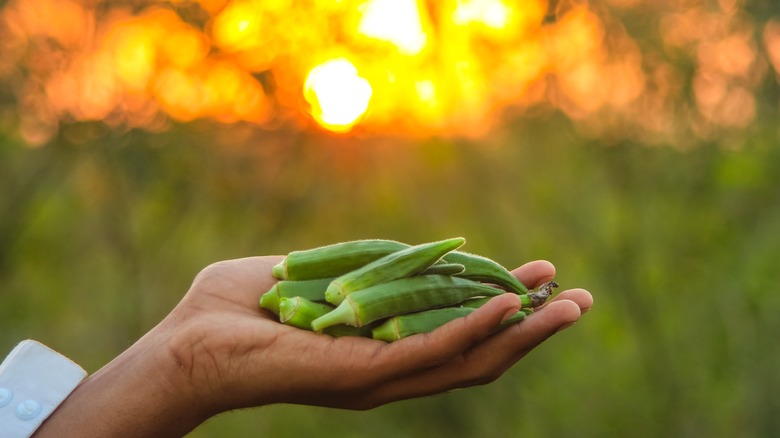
left=34, top=322, right=206, bottom=437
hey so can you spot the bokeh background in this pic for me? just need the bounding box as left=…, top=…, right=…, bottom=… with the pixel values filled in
left=2, top=0, right=780, bottom=436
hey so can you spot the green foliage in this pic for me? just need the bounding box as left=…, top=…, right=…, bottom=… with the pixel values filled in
left=2, top=117, right=780, bottom=437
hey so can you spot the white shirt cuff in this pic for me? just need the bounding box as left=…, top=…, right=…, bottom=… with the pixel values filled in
left=0, top=340, right=87, bottom=438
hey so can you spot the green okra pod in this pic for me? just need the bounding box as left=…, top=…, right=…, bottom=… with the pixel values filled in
left=421, top=262, right=466, bottom=276
left=442, top=250, right=529, bottom=294
left=372, top=307, right=474, bottom=342
left=311, top=274, right=505, bottom=331
left=325, top=237, right=466, bottom=305
left=259, top=278, right=334, bottom=315
left=272, top=239, right=410, bottom=281
left=278, top=296, right=335, bottom=330
left=460, top=296, right=493, bottom=308
left=499, top=308, right=532, bottom=327
left=372, top=304, right=534, bottom=342
left=460, top=294, right=537, bottom=309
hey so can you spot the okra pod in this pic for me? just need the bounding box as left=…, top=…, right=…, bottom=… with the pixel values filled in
left=501, top=308, right=534, bottom=325
left=460, top=296, right=493, bottom=309
left=422, top=262, right=466, bottom=276
left=372, top=307, right=475, bottom=342
left=272, top=239, right=410, bottom=280
left=325, top=237, right=466, bottom=305
left=278, top=296, right=335, bottom=329
left=443, top=250, right=529, bottom=294
left=259, top=278, right=334, bottom=315
left=311, top=275, right=504, bottom=331
left=460, top=293, right=539, bottom=309
left=371, top=305, right=534, bottom=342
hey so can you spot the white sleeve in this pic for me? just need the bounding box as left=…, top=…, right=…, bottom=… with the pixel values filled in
left=0, top=340, right=87, bottom=438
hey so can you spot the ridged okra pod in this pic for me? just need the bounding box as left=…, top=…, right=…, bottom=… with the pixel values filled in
left=277, top=297, right=372, bottom=337
left=372, top=307, right=474, bottom=342
left=371, top=305, right=535, bottom=342
left=421, top=263, right=465, bottom=276
left=501, top=308, right=534, bottom=325
left=259, top=278, right=334, bottom=315
left=460, top=294, right=539, bottom=309
left=325, top=237, right=466, bottom=305
left=442, top=251, right=529, bottom=294
left=311, top=275, right=505, bottom=331
left=272, top=239, right=410, bottom=281
left=278, top=297, right=334, bottom=329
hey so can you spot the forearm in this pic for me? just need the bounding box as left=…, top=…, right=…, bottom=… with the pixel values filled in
left=33, top=326, right=204, bottom=438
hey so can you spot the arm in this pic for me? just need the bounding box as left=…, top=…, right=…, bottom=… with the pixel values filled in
left=33, top=256, right=592, bottom=437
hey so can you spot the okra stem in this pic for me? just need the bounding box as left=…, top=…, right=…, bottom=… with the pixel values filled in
left=528, top=281, right=558, bottom=307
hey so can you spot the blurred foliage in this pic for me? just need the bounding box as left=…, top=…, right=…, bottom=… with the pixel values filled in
left=3, top=113, right=780, bottom=436
left=3, top=0, right=780, bottom=437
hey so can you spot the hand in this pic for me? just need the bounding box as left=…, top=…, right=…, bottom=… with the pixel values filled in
left=35, top=256, right=592, bottom=438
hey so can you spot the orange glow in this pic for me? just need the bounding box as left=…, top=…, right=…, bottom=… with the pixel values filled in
left=415, top=80, right=437, bottom=105
left=358, top=0, right=428, bottom=55
left=763, top=20, right=780, bottom=75
left=107, top=25, right=157, bottom=92
left=453, top=0, right=510, bottom=29
left=0, top=0, right=770, bottom=144
left=212, top=0, right=263, bottom=52
left=304, top=58, right=373, bottom=132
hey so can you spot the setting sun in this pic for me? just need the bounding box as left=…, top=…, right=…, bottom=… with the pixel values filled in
left=304, top=58, right=373, bottom=133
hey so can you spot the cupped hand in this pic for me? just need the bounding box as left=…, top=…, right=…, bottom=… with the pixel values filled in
left=165, top=256, right=593, bottom=416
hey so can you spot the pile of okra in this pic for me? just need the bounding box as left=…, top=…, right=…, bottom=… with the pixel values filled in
left=259, top=237, right=558, bottom=342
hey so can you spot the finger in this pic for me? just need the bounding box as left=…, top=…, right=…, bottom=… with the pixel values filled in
left=510, top=260, right=556, bottom=289
left=364, top=293, right=523, bottom=381
left=545, top=288, right=593, bottom=313
left=362, top=298, right=583, bottom=406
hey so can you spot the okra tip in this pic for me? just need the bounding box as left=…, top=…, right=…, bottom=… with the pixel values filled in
left=277, top=297, right=299, bottom=323
left=324, top=282, right=345, bottom=305
left=311, top=300, right=359, bottom=332
left=371, top=319, right=400, bottom=343
left=272, top=261, right=287, bottom=280
left=259, top=284, right=280, bottom=314
left=443, top=236, right=467, bottom=248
